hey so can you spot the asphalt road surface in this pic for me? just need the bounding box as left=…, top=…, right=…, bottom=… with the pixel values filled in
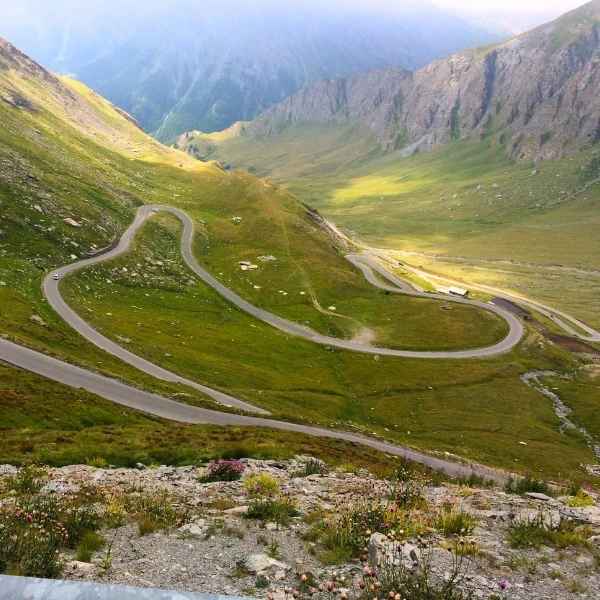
left=44, top=205, right=524, bottom=362
left=0, top=336, right=506, bottom=482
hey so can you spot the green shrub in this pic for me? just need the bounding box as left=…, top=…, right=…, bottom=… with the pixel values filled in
left=76, top=531, right=105, bottom=562
left=292, top=458, right=328, bottom=478
left=508, top=513, right=591, bottom=549
left=255, top=574, right=270, bottom=589
left=4, top=465, right=47, bottom=495
left=321, top=501, right=389, bottom=562
left=0, top=502, right=68, bottom=578
left=244, top=473, right=280, bottom=498
left=505, top=476, right=552, bottom=497
left=567, top=490, right=596, bottom=508
left=63, top=503, right=102, bottom=548
left=246, top=498, right=298, bottom=525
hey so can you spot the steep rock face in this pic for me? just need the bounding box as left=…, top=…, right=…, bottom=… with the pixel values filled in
left=246, top=1, right=600, bottom=160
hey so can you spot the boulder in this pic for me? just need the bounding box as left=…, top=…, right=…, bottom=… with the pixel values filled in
left=245, top=553, right=290, bottom=575
left=224, top=505, right=249, bottom=515
left=29, top=314, right=47, bottom=327
left=525, top=492, right=553, bottom=502
left=179, top=518, right=208, bottom=538
left=65, top=560, right=96, bottom=575
left=368, top=533, right=420, bottom=569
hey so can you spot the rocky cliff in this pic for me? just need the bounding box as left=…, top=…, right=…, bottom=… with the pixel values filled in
left=245, top=1, right=600, bottom=161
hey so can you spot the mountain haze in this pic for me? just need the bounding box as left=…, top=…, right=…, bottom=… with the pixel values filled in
left=0, top=0, right=498, bottom=140
left=206, top=0, right=600, bottom=161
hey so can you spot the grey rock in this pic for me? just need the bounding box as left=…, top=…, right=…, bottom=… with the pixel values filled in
left=525, top=492, right=554, bottom=502
left=368, top=533, right=420, bottom=569
left=244, top=553, right=290, bottom=575
left=29, top=314, right=47, bottom=327
left=240, top=3, right=600, bottom=162
left=179, top=519, right=208, bottom=538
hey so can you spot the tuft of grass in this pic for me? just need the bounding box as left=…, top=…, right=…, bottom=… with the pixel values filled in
left=291, top=458, right=329, bottom=478
left=266, top=539, right=281, bottom=559
left=75, top=531, right=105, bottom=563
left=435, top=509, right=477, bottom=537
left=126, top=492, right=183, bottom=536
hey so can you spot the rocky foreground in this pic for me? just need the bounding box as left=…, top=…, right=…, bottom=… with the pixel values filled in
left=1, top=458, right=600, bottom=599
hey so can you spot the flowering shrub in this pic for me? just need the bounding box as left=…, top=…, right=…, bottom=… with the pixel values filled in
left=388, top=465, right=427, bottom=509
left=0, top=504, right=68, bottom=578
left=4, top=465, right=47, bottom=495
left=244, top=473, right=280, bottom=498
left=200, top=459, right=246, bottom=483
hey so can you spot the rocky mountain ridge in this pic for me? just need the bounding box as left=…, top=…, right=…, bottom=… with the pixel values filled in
left=236, top=1, right=600, bottom=161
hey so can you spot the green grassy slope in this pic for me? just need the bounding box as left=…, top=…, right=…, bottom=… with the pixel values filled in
left=0, top=42, right=596, bottom=478
left=61, top=214, right=594, bottom=478
left=0, top=363, right=402, bottom=473
left=191, top=127, right=600, bottom=329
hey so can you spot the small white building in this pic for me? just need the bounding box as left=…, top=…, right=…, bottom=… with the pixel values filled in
left=436, top=286, right=469, bottom=298
left=449, top=286, right=469, bottom=297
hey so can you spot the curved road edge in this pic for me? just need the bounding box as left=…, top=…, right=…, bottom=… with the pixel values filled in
left=0, top=336, right=507, bottom=483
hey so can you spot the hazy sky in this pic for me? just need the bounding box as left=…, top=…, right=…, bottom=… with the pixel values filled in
left=0, top=0, right=591, bottom=37
left=432, top=0, right=588, bottom=32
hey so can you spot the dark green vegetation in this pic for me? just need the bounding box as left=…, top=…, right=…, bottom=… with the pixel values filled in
left=504, top=475, right=553, bottom=497
left=0, top=364, right=406, bottom=471
left=508, top=513, right=592, bottom=549
left=0, top=467, right=104, bottom=577
left=0, top=39, right=597, bottom=481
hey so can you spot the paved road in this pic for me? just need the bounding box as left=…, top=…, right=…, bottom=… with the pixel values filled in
left=45, top=205, right=524, bottom=362
left=396, top=261, right=600, bottom=343
left=324, top=218, right=600, bottom=344
left=0, top=336, right=506, bottom=482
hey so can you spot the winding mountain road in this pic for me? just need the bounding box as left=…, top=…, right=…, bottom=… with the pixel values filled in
left=44, top=205, right=524, bottom=363
left=3, top=203, right=597, bottom=481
